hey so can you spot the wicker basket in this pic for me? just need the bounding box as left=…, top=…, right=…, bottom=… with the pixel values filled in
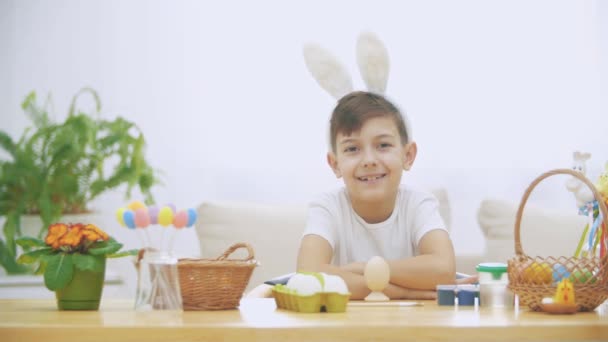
left=178, top=242, right=257, bottom=310
left=507, top=169, right=608, bottom=312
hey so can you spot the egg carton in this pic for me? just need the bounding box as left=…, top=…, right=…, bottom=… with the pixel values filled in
left=272, top=284, right=350, bottom=313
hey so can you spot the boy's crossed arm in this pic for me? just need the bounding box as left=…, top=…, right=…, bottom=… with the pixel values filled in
left=297, top=234, right=440, bottom=300
left=342, top=229, right=458, bottom=290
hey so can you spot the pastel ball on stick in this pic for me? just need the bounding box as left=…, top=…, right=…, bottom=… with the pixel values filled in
left=186, top=208, right=197, bottom=227
left=158, top=206, right=174, bottom=227
left=127, top=200, right=146, bottom=211
left=115, top=207, right=127, bottom=227
left=173, top=210, right=188, bottom=229
left=165, top=203, right=177, bottom=214
left=134, top=208, right=150, bottom=228
left=123, top=210, right=136, bottom=229
left=148, top=205, right=159, bottom=225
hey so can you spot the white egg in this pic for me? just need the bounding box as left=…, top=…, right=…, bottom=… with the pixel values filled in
left=364, top=256, right=390, bottom=291
left=321, top=273, right=349, bottom=294
left=286, top=273, right=322, bottom=295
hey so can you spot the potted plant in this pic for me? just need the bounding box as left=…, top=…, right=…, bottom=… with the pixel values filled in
left=17, top=222, right=137, bottom=310
left=0, top=87, right=160, bottom=274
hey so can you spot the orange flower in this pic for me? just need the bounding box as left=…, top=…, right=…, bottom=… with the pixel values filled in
left=45, top=222, right=112, bottom=250
left=82, top=230, right=100, bottom=242
left=83, top=224, right=109, bottom=241
left=45, top=223, right=68, bottom=249
left=58, top=224, right=84, bottom=247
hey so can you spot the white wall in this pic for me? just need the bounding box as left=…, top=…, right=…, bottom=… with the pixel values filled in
left=1, top=0, right=606, bottom=267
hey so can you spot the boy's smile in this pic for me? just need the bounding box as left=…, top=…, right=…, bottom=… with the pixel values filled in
left=327, top=116, right=417, bottom=222
left=357, top=173, right=387, bottom=183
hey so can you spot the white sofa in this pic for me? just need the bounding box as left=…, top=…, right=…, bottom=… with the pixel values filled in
left=195, top=192, right=588, bottom=291
left=476, top=199, right=587, bottom=263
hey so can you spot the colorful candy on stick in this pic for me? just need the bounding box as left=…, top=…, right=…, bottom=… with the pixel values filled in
left=123, top=210, right=136, bottom=229
left=148, top=205, right=159, bottom=225
left=166, top=203, right=177, bottom=214
left=158, top=206, right=174, bottom=227
left=187, top=208, right=197, bottom=227
left=135, top=208, right=150, bottom=228
left=128, top=200, right=146, bottom=211
left=116, top=202, right=197, bottom=230
left=173, top=210, right=188, bottom=229
left=115, top=201, right=198, bottom=254
left=116, top=207, right=126, bottom=227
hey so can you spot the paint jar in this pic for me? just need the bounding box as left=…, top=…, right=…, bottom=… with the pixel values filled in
left=436, top=284, right=456, bottom=306
left=456, top=284, right=479, bottom=306
left=477, top=262, right=513, bottom=308
left=437, top=284, right=480, bottom=306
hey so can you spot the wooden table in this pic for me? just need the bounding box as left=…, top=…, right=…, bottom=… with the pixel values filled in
left=1, top=299, right=607, bottom=341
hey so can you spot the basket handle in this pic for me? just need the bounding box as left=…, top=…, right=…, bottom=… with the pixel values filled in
left=514, top=168, right=608, bottom=257
left=215, top=242, right=255, bottom=261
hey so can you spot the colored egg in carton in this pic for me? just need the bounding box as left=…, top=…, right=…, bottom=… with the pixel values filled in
left=271, top=272, right=351, bottom=313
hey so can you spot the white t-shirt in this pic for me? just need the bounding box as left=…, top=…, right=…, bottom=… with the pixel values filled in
left=302, top=185, right=447, bottom=266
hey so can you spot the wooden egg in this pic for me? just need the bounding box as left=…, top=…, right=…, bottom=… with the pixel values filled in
left=364, top=256, right=390, bottom=291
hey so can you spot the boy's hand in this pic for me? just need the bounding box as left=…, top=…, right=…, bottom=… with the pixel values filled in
left=342, top=262, right=478, bottom=284
left=384, top=284, right=437, bottom=300
left=455, top=275, right=478, bottom=284
left=245, top=284, right=273, bottom=298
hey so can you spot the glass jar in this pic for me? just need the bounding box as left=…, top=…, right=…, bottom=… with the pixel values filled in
left=476, top=262, right=513, bottom=308
left=135, top=250, right=183, bottom=311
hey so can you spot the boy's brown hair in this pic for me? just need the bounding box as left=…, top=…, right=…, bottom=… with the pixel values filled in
left=329, top=91, right=409, bottom=153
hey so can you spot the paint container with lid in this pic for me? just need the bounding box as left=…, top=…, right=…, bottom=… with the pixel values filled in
left=476, top=262, right=513, bottom=308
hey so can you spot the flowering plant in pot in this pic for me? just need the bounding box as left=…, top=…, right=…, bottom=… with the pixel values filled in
left=17, top=222, right=137, bottom=310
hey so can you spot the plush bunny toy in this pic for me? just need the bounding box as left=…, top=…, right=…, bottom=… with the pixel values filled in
left=565, top=151, right=594, bottom=208
left=302, top=32, right=412, bottom=142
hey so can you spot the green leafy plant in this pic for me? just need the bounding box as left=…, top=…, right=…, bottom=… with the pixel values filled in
left=16, top=222, right=137, bottom=290
left=0, top=88, right=160, bottom=274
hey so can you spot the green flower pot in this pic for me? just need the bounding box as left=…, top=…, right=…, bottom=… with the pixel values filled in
left=55, top=256, right=106, bottom=310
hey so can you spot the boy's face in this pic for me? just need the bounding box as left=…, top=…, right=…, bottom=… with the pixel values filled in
left=327, top=116, right=417, bottom=205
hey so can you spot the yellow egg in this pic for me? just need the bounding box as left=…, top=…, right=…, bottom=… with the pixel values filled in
left=523, top=262, right=553, bottom=284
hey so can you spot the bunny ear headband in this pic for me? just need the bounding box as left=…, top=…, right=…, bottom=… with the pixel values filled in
left=303, top=31, right=412, bottom=141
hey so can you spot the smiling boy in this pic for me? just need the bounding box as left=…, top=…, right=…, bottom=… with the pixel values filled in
left=296, top=91, right=456, bottom=300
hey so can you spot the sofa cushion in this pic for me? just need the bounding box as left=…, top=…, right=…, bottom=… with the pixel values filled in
left=196, top=188, right=450, bottom=291
left=477, top=199, right=588, bottom=263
